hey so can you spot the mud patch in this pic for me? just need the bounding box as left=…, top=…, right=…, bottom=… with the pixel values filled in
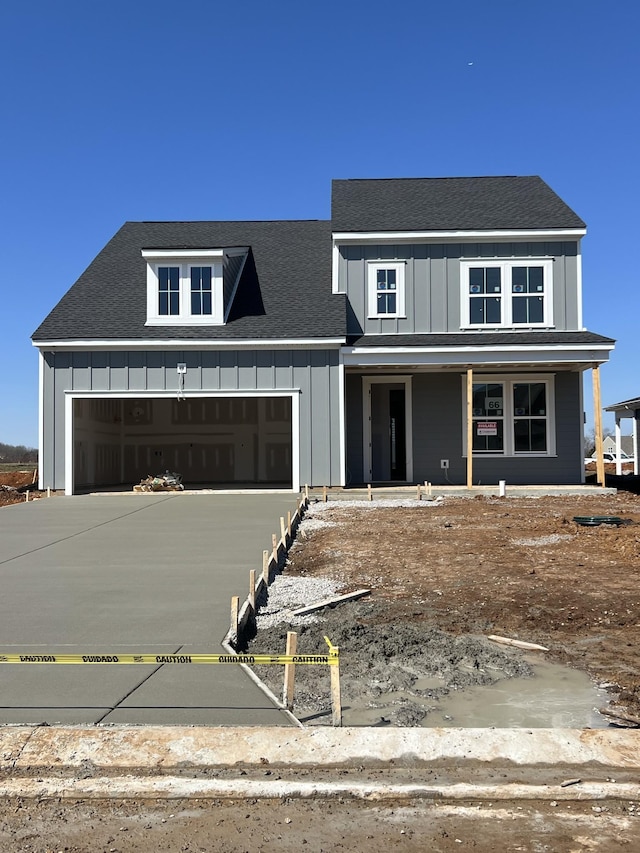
left=249, top=601, right=534, bottom=726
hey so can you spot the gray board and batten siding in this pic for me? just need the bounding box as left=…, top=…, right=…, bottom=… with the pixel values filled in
left=345, top=370, right=584, bottom=486
left=337, top=241, right=581, bottom=337
left=41, top=348, right=342, bottom=492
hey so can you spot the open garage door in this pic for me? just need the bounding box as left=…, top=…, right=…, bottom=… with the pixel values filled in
left=73, top=396, right=293, bottom=492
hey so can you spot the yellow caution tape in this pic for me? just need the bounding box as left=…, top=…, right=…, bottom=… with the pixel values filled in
left=0, top=652, right=338, bottom=666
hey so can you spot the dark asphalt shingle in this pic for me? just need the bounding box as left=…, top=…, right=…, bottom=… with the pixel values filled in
left=33, top=220, right=345, bottom=341
left=332, top=176, right=586, bottom=232
left=347, top=331, right=615, bottom=347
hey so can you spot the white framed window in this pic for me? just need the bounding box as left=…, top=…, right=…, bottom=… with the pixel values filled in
left=460, top=259, right=553, bottom=328
left=462, top=374, right=556, bottom=456
left=143, top=250, right=224, bottom=325
left=367, top=262, right=406, bottom=318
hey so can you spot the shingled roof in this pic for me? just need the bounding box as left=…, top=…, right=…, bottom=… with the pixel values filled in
left=33, top=220, right=345, bottom=341
left=332, top=176, right=586, bottom=232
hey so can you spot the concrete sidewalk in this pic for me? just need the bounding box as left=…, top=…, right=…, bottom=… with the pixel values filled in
left=1, top=726, right=639, bottom=801
left=0, top=493, right=300, bottom=725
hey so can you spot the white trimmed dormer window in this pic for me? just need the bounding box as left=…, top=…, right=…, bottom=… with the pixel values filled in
left=367, top=262, right=406, bottom=319
left=143, top=249, right=247, bottom=326
left=460, top=259, right=553, bottom=329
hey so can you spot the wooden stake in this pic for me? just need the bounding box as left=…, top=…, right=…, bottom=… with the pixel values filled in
left=249, top=570, right=256, bottom=611
left=367, top=483, right=372, bottom=502
left=466, top=368, right=473, bottom=489
left=304, top=483, right=309, bottom=500
left=287, top=510, right=292, bottom=537
left=280, top=516, right=286, bottom=543
left=488, top=634, right=549, bottom=652
left=283, top=631, right=297, bottom=710
left=330, top=650, right=342, bottom=727
left=416, top=483, right=421, bottom=501
left=322, top=485, right=328, bottom=502
left=25, top=491, right=29, bottom=503
left=47, top=487, right=51, bottom=498
left=593, top=364, right=605, bottom=487
left=272, top=533, right=278, bottom=565
left=230, top=596, right=239, bottom=639
left=291, top=588, right=371, bottom=617
left=262, top=550, right=270, bottom=584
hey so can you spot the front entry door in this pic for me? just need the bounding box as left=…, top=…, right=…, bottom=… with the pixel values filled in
left=370, top=383, right=407, bottom=481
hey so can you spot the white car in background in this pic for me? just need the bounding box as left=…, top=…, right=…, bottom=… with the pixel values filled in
left=585, top=451, right=635, bottom=465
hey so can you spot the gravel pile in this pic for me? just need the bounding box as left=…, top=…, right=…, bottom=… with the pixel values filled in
left=512, top=534, right=574, bottom=546
left=256, top=574, right=343, bottom=629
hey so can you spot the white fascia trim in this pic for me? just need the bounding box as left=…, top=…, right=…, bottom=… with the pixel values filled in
left=332, top=242, right=341, bottom=294
left=341, top=344, right=613, bottom=368
left=32, top=338, right=346, bottom=351
left=333, top=228, right=586, bottom=244
left=577, top=251, right=584, bottom=329
left=338, top=360, right=346, bottom=486
left=66, top=389, right=302, bottom=399
left=342, top=343, right=614, bottom=356
left=141, top=249, right=225, bottom=259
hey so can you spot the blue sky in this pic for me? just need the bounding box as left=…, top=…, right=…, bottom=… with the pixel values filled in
left=1, top=0, right=638, bottom=446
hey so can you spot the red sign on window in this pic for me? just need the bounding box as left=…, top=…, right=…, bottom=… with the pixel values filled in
left=476, top=421, right=498, bottom=436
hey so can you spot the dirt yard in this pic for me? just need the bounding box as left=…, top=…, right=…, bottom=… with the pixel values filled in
left=250, top=492, right=640, bottom=726
left=1, top=796, right=638, bottom=852
left=0, top=471, right=42, bottom=507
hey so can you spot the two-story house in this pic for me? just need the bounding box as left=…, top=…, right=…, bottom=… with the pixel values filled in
left=32, top=176, right=614, bottom=494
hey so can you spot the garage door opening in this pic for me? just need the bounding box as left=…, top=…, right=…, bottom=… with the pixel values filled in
left=72, top=396, right=293, bottom=492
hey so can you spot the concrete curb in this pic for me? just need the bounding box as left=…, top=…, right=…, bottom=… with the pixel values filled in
left=2, top=727, right=639, bottom=789
left=1, top=777, right=639, bottom=802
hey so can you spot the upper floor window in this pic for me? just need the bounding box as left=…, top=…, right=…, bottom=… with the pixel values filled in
left=143, top=250, right=224, bottom=325
left=158, top=266, right=180, bottom=316
left=190, top=266, right=213, bottom=316
left=460, top=259, right=553, bottom=328
left=367, top=262, right=406, bottom=319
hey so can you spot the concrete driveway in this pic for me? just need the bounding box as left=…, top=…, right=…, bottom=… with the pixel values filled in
left=0, top=493, right=300, bottom=725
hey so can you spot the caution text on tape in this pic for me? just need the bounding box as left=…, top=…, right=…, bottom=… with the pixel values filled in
left=0, top=653, right=338, bottom=666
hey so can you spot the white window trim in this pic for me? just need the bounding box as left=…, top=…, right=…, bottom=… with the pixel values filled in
left=143, top=250, right=225, bottom=326
left=460, top=259, right=554, bottom=329
left=461, top=373, right=556, bottom=457
left=367, top=261, right=406, bottom=319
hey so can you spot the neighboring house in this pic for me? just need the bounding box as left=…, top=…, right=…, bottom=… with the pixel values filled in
left=600, top=436, right=634, bottom=458
left=32, top=176, right=615, bottom=494
left=604, top=396, right=640, bottom=474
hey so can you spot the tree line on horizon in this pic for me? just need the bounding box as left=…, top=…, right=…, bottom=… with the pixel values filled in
left=0, top=442, right=38, bottom=464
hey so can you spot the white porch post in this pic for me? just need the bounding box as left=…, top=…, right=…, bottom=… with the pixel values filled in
left=466, top=368, right=473, bottom=489
left=615, top=416, right=622, bottom=476
left=634, top=414, right=639, bottom=476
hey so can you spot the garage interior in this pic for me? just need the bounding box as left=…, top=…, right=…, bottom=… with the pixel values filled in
left=72, top=397, right=292, bottom=491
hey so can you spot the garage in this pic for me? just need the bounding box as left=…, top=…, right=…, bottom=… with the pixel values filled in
left=72, top=395, right=293, bottom=492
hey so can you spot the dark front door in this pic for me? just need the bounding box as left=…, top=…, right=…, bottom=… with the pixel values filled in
left=371, top=383, right=406, bottom=481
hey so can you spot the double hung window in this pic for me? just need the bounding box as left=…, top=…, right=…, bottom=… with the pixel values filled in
left=367, top=262, right=406, bottom=318
left=467, top=376, right=554, bottom=456
left=461, top=259, right=552, bottom=328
